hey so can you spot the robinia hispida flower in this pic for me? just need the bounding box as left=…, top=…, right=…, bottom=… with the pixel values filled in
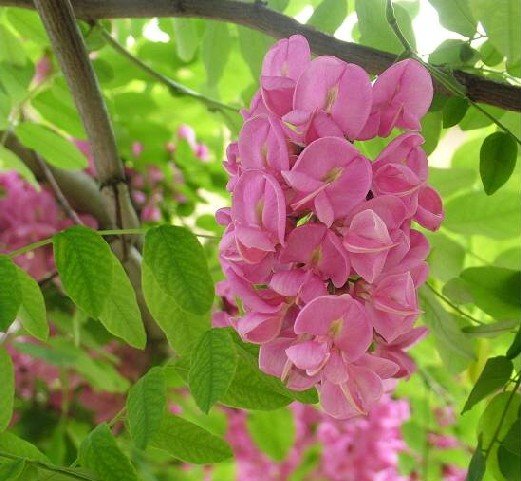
left=215, top=35, right=444, bottom=419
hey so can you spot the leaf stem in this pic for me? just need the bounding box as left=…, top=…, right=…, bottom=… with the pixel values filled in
left=0, top=451, right=98, bottom=481
left=425, top=281, right=484, bottom=325
left=385, top=0, right=413, bottom=54
left=7, top=227, right=218, bottom=259
left=98, top=26, right=239, bottom=114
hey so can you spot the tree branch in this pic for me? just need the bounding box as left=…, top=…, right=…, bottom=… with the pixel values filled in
left=31, top=0, right=139, bottom=235
left=3, top=0, right=520, bottom=111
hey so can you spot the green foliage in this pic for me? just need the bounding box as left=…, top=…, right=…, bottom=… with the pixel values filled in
left=99, top=256, right=146, bottom=349
left=0, top=431, right=48, bottom=461
left=428, top=0, right=476, bottom=37
left=188, top=328, right=238, bottom=413
left=53, top=226, right=114, bottom=317
left=126, top=367, right=167, bottom=450
left=0, top=459, right=27, bottom=480
left=308, top=0, right=350, bottom=34
left=444, top=191, right=521, bottom=239
left=143, top=225, right=214, bottom=315
left=479, top=132, right=518, bottom=195
left=0, top=145, right=38, bottom=186
left=15, top=265, right=49, bottom=341
left=246, top=407, right=296, bottom=461
left=506, top=326, right=521, bottom=360
left=460, top=267, right=521, bottom=320
left=79, top=424, right=139, bottom=481
left=470, top=0, right=521, bottom=71
left=0, top=348, right=14, bottom=432
left=202, top=21, right=232, bottom=90
left=150, top=413, right=233, bottom=464
left=355, top=0, right=415, bottom=54
left=0, top=255, right=22, bottom=332
left=466, top=443, right=485, bottom=481
left=16, top=123, right=88, bottom=170
left=462, top=356, right=513, bottom=413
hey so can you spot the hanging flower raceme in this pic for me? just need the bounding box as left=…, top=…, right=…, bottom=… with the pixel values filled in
left=216, top=34, right=444, bottom=419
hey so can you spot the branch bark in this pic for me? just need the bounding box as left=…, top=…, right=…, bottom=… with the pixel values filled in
left=3, top=0, right=520, bottom=111
left=31, top=0, right=139, bottom=233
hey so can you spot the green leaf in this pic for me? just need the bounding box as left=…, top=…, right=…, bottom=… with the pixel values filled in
left=427, top=232, right=466, bottom=281
left=466, top=443, right=485, bottom=481
left=0, top=145, right=38, bottom=187
left=428, top=0, right=476, bottom=37
left=15, top=265, right=49, bottom=341
left=126, top=367, right=166, bottom=450
left=506, top=325, right=521, bottom=360
left=470, top=0, right=520, bottom=67
left=308, top=0, right=349, bottom=34
left=188, top=329, right=238, bottom=413
left=480, top=40, right=503, bottom=66
left=143, top=225, right=214, bottom=315
left=443, top=97, right=469, bottom=128
left=0, top=432, right=49, bottom=462
left=172, top=19, right=200, bottom=62
left=420, top=110, right=442, bottom=154
left=0, top=459, right=26, bottom=480
left=0, top=62, right=33, bottom=104
left=237, top=27, right=271, bottom=80
left=429, top=166, right=477, bottom=198
left=246, top=407, right=296, bottom=461
left=419, top=288, right=476, bottom=372
left=0, top=24, right=26, bottom=66
left=16, top=123, right=87, bottom=170
left=462, top=356, right=513, bottom=413
left=98, top=256, right=146, bottom=349
left=479, top=132, right=518, bottom=195
left=6, top=8, right=48, bottom=44
left=460, top=267, right=521, bottom=320
left=0, top=348, right=14, bottom=432
left=202, top=21, right=232, bottom=88
left=142, top=262, right=210, bottom=355
left=79, top=424, right=138, bottom=481
left=430, top=39, right=478, bottom=67
left=54, top=226, right=114, bottom=317
left=356, top=0, right=416, bottom=54
left=0, top=255, right=22, bottom=332
left=150, top=413, right=232, bottom=464
left=444, top=191, right=521, bottom=239
left=462, top=320, right=520, bottom=338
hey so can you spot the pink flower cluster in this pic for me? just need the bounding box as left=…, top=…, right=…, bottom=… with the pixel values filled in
left=216, top=35, right=443, bottom=419
left=0, top=172, right=96, bottom=280
left=225, top=398, right=410, bottom=481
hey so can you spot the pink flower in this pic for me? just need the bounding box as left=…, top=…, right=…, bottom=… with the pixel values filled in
left=293, top=56, right=373, bottom=140
left=239, top=114, right=290, bottom=175
left=280, top=223, right=350, bottom=288
left=231, top=170, right=286, bottom=262
left=282, top=137, right=372, bottom=226
left=359, top=59, right=433, bottom=139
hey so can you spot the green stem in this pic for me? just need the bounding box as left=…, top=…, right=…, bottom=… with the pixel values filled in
left=483, top=372, right=521, bottom=460
left=8, top=227, right=218, bottom=259
left=0, top=451, right=98, bottom=481
left=425, top=281, right=484, bottom=325
left=385, top=0, right=413, bottom=54
left=98, top=27, right=239, bottom=114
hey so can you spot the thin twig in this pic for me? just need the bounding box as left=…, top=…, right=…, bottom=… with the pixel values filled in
left=98, top=26, right=239, bottom=114
left=425, top=282, right=485, bottom=325
left=385, top=0, right=412, bottom=54
left=35, top=154, right=84, bottom=225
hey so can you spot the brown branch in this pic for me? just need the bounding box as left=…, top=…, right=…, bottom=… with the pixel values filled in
left=35, top=153, right=84, bottom=225
left=31, top=0, right=139, bottom=234
left=3, top=0, right=520, bottom=111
